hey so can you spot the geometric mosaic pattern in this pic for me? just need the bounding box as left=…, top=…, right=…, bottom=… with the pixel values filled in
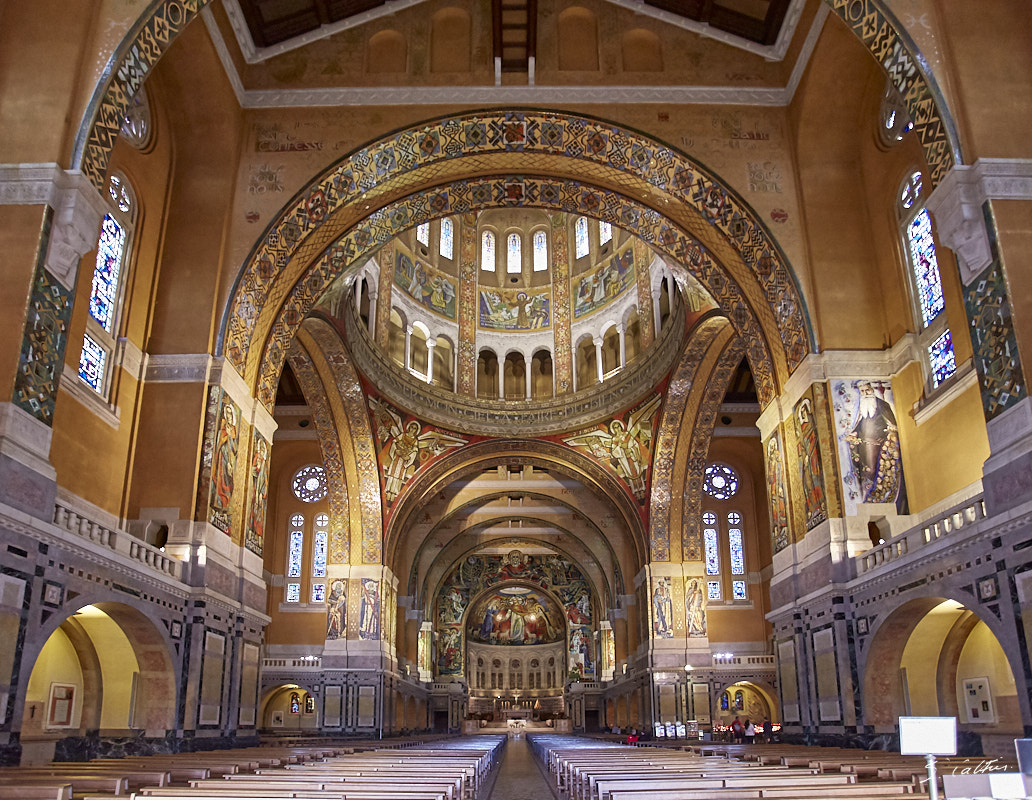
left=823, top=0, right=957, bottom=186
left=14, top=212, right=73, bottom=426
left=964, top=204, right=1027, bottom=421
left=221, top=111, right=808, bottom=409
left=238, top=174, right=782, bottom=415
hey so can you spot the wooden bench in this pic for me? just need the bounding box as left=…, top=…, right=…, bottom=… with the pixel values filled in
left=0, top=773, right=129, bottom=794
left=0, top=783, right=72, bottom=800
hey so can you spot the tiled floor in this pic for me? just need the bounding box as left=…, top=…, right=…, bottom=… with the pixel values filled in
left=485, top=735, right=559, bottom=800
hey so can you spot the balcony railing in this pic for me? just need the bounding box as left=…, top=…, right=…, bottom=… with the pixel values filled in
left=52, top=500, right=182, bottom=580
left=857, top=494, right=987, bottom=575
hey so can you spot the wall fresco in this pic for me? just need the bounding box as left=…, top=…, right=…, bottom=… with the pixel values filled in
left=831, top=379, right=908, bottom=516
left=794, top=387, right=829, bottom=531
left=245, top=431, right=270, bottom=556
left=479, top=286, right=551, bottom=330
left=573, top=243, right=635, bottom=319
left=395, top=250, right=457, bottom=320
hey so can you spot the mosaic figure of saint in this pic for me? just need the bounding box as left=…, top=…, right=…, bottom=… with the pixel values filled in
left=563, top=394, right=661, bottom=501
left=686, top=578, right=707, bottom=636
left=370, top=398, right=467, bottom=503
left=210, top=399, right=239, bottom=527
left=326, top=579, right=346, bottom=640
left=843, top=380, right=908, bottom=513
left=795, top=398, right=828, bottom=529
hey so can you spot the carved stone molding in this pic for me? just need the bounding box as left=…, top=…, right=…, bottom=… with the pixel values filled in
left=927, top=158, right=1032, bottom=285
left=0, top=163, right=107, bottom=289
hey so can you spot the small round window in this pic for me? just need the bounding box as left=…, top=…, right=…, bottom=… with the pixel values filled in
left=703, top=463, right=738, bottom=500
left=292, top=465, right=328, bottom=502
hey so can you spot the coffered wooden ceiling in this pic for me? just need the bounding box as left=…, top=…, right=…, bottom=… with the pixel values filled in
left=235, top=0, right=792, bottom=56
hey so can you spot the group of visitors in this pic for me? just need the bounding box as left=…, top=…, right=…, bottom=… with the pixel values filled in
left=730, top=716, right=771, bottom=744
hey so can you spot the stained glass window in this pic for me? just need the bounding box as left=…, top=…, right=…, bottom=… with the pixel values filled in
left=79, top=333, right=107, bottom=392
left=481, top=231, right=495, bottom=271
left=900, top=171, right=923, bottom=212
left=732, top=580, right=747, bottom=600
left=290, top=692, right=300, bottom=712
left=575, top=217, right=589, bottom=258
left=929, top=329, right=958, bottom=387
left=287, top=530, right=303, bottom=578
left=533, top=230, right=548, bottom=272
left=599, top=220, right=612, bottom=246
left=907, top=209, right=945, bottom=327
left=89, top=214, right=126, bottom=332
left=704, top=526, right=720, bottom=575
left=728, top=520, right=744, bottom=576
left=703, top=464, right=738, bottom=499
left=507, top=233, right=522, bottom=274
left=292, top=465, right=327, bottom=502
left=286, top=583, right=300, bottom=603
left=311, top=583, right=326, bottom=603
left=707, top=580, right=721, bottom=600
left=304, top=694, right=315, bottom=713
left=313, top=530, right=327, bottom=578
left=416, top=222, right=430, bottom=246
left=720, top=693, right=729, bottom=711
left=735, top=690, right=744, bottom=710
left=291, top=513, right=305, bottom=527
left=440, top=218, right=454, bottom=259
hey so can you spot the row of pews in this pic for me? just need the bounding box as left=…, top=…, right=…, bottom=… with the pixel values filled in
left=528, top=734, right=1015, bottom=800
left=0, top=735, right=505, bottom=800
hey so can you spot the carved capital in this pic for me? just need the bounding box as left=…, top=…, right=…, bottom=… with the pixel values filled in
left=927, top=158, right=1032, bottom=285
left=0, top=163, right=107, bottom=289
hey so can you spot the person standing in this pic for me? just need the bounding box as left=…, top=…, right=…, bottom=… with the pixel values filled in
left=744, top=719, right=755, bottom=744
left=762, top=717, right=772, bottom=743
left=731, top=716, right=743, bottom=743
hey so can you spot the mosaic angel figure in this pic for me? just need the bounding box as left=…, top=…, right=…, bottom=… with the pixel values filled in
left=562, top=394, right=661, bottom=500
left=370, top=398, right=468, bottom=503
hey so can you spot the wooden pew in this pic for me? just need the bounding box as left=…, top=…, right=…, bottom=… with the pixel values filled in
left=0, top=783, right=72, bottom=800
left=0, top=773, right=129, bottom=794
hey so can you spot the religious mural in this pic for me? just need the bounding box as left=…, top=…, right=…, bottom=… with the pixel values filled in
left=199, top=387, right=241, bottom=534
left=766, top=433, right=790, bottom=553
left=245, top=432, right=270, bottom=556
left=479, top=286, right=551, bottom=330
left=831, top=379, right=908, bottom=516
left=359, top=578, right=380, bottom=640
left=467, top=588, right=564, bottom=646
left=326, top=578, right=347, bottom=640
left=369, top=397, right=468, bottom=506
left=394, top=251, right=457, bottom=319
left=562, top=394, right=662, bottom=503
left=685, top=577, right=708, bottom=636
left=794, top=391, right=829, bottom=531
left=652, top=576, right=674, bottom=638
left=573, top=244, right=635, bottom=318
left=435, top=550, right=596, bottom=678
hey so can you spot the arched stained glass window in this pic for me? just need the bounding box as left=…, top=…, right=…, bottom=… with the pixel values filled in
left=735, top=690, right=744, bottom=710
left=575, top=217, right=589, bottom=259
left=290, top=692, right=301, bottom=713
left=416, top=222, right=430, bottom=246
left=313, top=513, right=328, bottom=578
left=703, top=511, right=720, bottom=577
left=898, top=170, right=956, bottom=389
left=728, top=512, right=745, bottom=576
left=533, top=230, right=548, bottom=272
left=507, top=233, right=522, bottom=274
left=721, top=693, right=730, bottom=711
left=80, top=172, right=136, bottom=396
left=599, top=220, right=612, bottom=246
left=440, top=218, right=454, bottom=259
left=906, top=208, right=945, bottom=327
left=304, top=693, right=315, bottom=713
left=481, top=231, right=496, bottom=271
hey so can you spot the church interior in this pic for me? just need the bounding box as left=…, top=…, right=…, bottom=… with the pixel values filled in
left=0, top=0, right=1031, bottom=771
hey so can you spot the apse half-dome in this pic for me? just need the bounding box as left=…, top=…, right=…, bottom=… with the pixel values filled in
left=467, top=586, right=565, bottom=646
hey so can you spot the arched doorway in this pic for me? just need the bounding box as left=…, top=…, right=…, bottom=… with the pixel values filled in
left=20, top=603, right=176, bottom=745
left=715, top=680, right=776, bottom=729
left=863, top=598, right=1022, bottom=753
left=261, top=684, right=320, bottom=731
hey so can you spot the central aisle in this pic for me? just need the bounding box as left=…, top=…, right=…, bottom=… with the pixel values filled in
left=485, top=735, right=559, bottom=800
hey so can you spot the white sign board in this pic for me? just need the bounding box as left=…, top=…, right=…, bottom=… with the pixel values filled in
left=899, top=716, right=957, bottom=755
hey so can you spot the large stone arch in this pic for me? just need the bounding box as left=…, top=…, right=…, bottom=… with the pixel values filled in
left=222, top=145, right=804, bottom=412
